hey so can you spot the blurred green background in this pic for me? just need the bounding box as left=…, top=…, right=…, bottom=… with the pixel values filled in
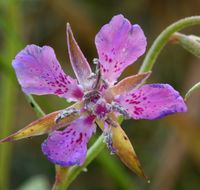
left=0, top=0, right=200, bottom=190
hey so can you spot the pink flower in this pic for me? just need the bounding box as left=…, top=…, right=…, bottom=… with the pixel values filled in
left=0, top=14, right=187, bottom=181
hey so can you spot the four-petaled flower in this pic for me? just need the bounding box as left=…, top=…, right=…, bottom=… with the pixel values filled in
left=0, top=14, right=187, bottom=181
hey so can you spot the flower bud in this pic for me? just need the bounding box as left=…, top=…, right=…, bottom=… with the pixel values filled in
left=170, top=32, right=200, bottom=58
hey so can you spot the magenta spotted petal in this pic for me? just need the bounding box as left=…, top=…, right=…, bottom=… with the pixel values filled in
left=42, top=115, right=96, bottom=166
left=95, top=14, right=146, bottom=85
left=115, top=84, right=187, bottom=120
left=12, top=45, right=84, bottom=102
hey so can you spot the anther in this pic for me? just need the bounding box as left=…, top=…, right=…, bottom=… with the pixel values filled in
left=55, top=107, right=79, bottom=124
left=111, top=102, right=131, bottom=119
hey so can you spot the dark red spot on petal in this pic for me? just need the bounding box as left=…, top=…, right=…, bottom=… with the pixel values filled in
left=55, top=89, right=64, bottom=94
left=129, top=100, right=140, bottom=104
left=134, top=106, right=144, bottom=115
left=105, top=55, right=108, bottom=61
left=63, top=128, right=72, bottom=135
left=76, top=133, right=83, bottom=143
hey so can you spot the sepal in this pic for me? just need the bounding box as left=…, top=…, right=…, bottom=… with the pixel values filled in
left=67, top=23, right=92, bottom=89
left=96, top=115, right=150, bottom=182
left=0, top=102, right=83, bottom=142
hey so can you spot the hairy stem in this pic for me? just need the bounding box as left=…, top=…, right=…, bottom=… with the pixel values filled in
left=184, top=81, right=200, bottom=100
left=139, top=16, right=200, bottom=73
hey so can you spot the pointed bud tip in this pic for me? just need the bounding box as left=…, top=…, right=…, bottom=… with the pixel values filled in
left=140, top=169, right=150, bottom=183
left=66, top=23, right=72, bottom=33
left=140, top=167, right=150, bottom=183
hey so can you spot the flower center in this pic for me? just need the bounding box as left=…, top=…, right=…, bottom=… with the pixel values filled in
left=54, top=58, right=130, bottom=126
left=84, top=91, right=111, bottom=120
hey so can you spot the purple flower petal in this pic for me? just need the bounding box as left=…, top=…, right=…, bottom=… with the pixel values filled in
left=12, top=45, right=84, bottom=102
left=41, top=115, right=96, bottom=166
left=115, top=84, right=187, bottom=120
left=67, top=23, right=92, bottom=89
left=95, top=14, right=146, bottom=85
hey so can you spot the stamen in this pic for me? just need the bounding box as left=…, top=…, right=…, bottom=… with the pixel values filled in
left=55, top=107, right=79, bottom=124
left=103, top=127, right=117, bottom=154
left=92, top=58, right=102, bottom=90
left=111, top=102, right=131, bottom=119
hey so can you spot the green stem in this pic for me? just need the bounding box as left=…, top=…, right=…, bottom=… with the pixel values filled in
left=139, top=16, right=200, bottom=73
left=55, top=134, right=105, bottom=190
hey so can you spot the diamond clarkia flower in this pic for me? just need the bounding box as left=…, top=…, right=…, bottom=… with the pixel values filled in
left=0, top=14, right=187, bottom=181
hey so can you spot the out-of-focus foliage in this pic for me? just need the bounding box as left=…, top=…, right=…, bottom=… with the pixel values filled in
left=0, top=0, right=200, bottom=190
left=17, top=175, right=50, bottom=190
